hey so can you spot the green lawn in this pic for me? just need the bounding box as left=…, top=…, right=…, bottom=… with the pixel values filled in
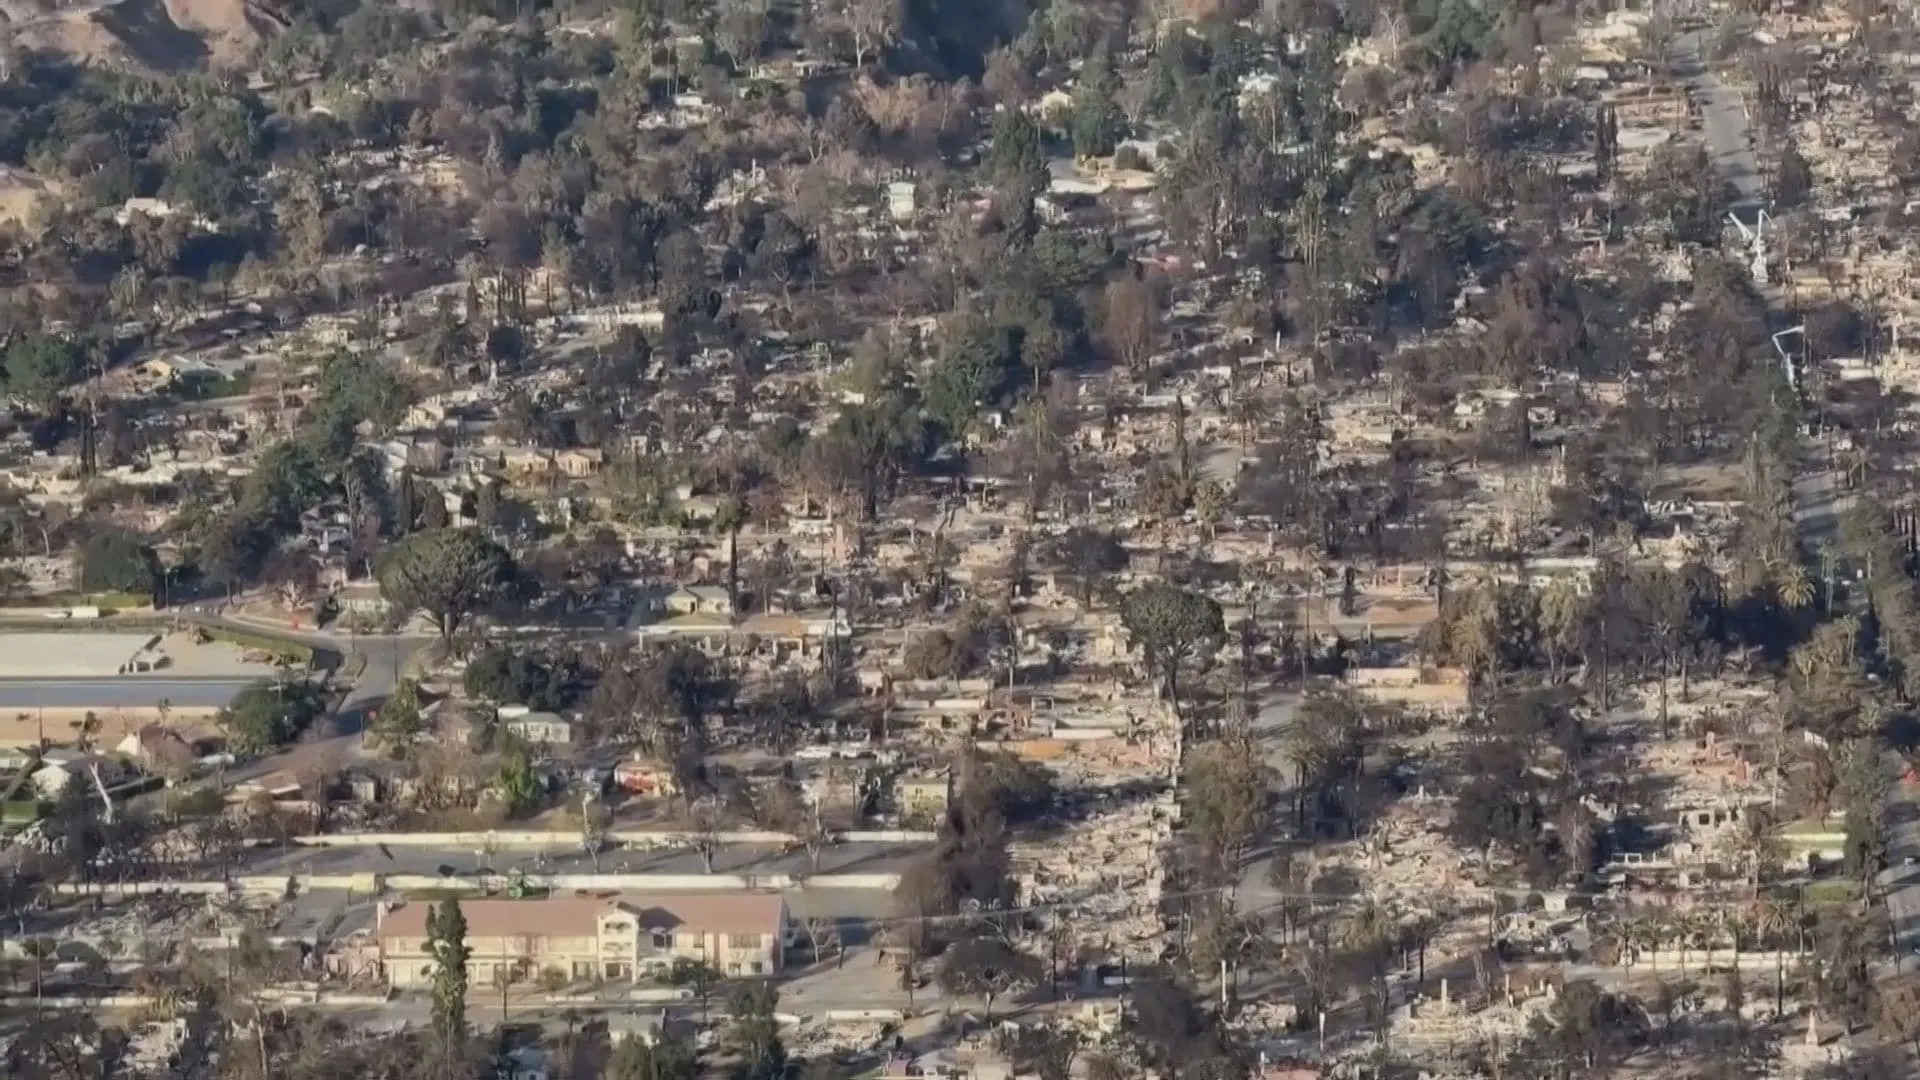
left=1799, top=880, right=1860, bottom=906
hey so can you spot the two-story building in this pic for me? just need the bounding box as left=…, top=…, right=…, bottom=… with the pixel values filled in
left=376, top=892, right=790, bottom=988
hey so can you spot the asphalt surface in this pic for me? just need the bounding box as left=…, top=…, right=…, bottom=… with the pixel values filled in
left=1237, top=691, right=1302, bottom=909
left=0, top=675, right=261, bottom=709
left=174, top=610, right=432, bottom=743
left=1677, top=20, right=1909, bottom=1007
left=1883, top=800, right=1920, bottom=974
left=237, top=840, right=925, bottom=880
left=1675, top=32, right=1763, bottom=209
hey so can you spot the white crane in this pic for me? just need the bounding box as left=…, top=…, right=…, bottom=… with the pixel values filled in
left=88, top=763, right=115, bottom=825
left=1727, top=209, right=1772, bottom=287
left=1772, top=325, right=1805, bottom=394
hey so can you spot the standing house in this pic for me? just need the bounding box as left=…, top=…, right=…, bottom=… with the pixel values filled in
left=499, top=706, right=574, bottom=746
left=554, top=449, right=604, bottom=479
left=666, top=586, right=734, bottom=617
left=376, top=892, right=790, bottom=988
left=613, top=757, right=678, bottom=797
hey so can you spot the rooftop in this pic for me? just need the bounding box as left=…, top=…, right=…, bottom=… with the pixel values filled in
left=377, top=891, right=788, bottom=939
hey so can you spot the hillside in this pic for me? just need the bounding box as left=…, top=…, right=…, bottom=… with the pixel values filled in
left=0, top=0, right=285, bottom=71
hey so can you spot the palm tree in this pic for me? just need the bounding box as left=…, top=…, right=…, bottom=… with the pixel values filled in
left=1281, top=726, right=1329, bottom=829
left=1675, top=910, right=1711, bottom=975
left=1714, top=907, right=1746, bottom=971
left=1337, top=896, right=1399, bottom=1044
left=1775, top=562, right=1816, bottom=612
left=1625, top=916, right=1661, bottom=973
left=1753, top=896, right=1799, bottom=1016
left=1442, top=587, right=1504, bottom=679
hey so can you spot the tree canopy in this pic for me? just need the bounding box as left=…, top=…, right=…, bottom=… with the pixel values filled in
left=1121, top=582, right=1224, bottom=721
left=377, top=527, right=515, bottom=642
left=218, top=679, right=325, bottom=756
left=76, top=529, right=158, bottom=594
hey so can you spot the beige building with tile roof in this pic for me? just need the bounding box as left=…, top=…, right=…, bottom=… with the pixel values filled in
left=376, top=892, right=790, bottom=988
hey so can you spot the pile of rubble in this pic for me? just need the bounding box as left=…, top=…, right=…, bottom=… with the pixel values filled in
left=1392, top=975, right=1561, bottom=1052
left=1011, top=791, right=1173, bottom=962
left=1319, top=798, right=1473, bottom=905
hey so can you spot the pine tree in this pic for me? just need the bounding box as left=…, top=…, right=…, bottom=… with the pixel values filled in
left=1069, top=49, right=1126, bottom=159
left=429, top=897, right=470, bottom=1075
left=372, top=678, right=425, bottom=755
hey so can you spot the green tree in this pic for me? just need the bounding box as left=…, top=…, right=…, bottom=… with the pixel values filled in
left=197, top=514, right=273, bottom=593
left=925, top=314, right=1020, bottom=438
left=218, top=680, right=321, bottom=756
left=239, top=441, right=329, bottom=533
left=309, top=351, right=410, bottom=434
left=1775, top=140, right=1815, bottom=209
left=1427, top=0, right=1494, bottom=67
left=428, top=897, right=471, bottom=1074
left=76, top=529, right=158, bottom=594
left=373, top=678, right=425, bottom=755
left=1183, top=737, right=1271, bottom=882
left=665, top=957, right=726, bottom=1024
left=986, top=109, right=1048, bottom=201
left=4, top=336, right=83, bottom=409
left=1069, top=50, right=1126, bottom=159
left=462, top=646, right=568, bottom=710
left=1120, top=582, right=1225, bottom=723
left=726, top=981, right=786, bottom=1080
left=1521, top=978, right=1648, bottom=1072
left=494, top=736, right=543, bottom=817
left=377, top=527, right=514, bottom=643
left=711, top=497, right=748, bottom=612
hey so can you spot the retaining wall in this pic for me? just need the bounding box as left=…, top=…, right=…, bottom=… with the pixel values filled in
left=1621, top=948, right=1805, bottom=971
left=53, top=871, right=903, bottom=901
left=288, top=829, right=936, bottom=849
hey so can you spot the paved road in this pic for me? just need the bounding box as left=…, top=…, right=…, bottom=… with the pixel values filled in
left=1670, top=45, right=1911, bottom=993
left=1678, top=16, right=1914, bottom=1007
left=0, top=675, right=261, bottom=709
left=1675, top=29, right=1763, bottom=211
left=236, top=840, right=926, bottom=880
left=1882, top=799, right=1920, bottom=973
left=1238, top=692, right=1302, bottom=909
left=177, top=609, right=433, bottom=736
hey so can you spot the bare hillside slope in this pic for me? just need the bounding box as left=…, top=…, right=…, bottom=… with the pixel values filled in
left=1, top=0, right=285, bottom=71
